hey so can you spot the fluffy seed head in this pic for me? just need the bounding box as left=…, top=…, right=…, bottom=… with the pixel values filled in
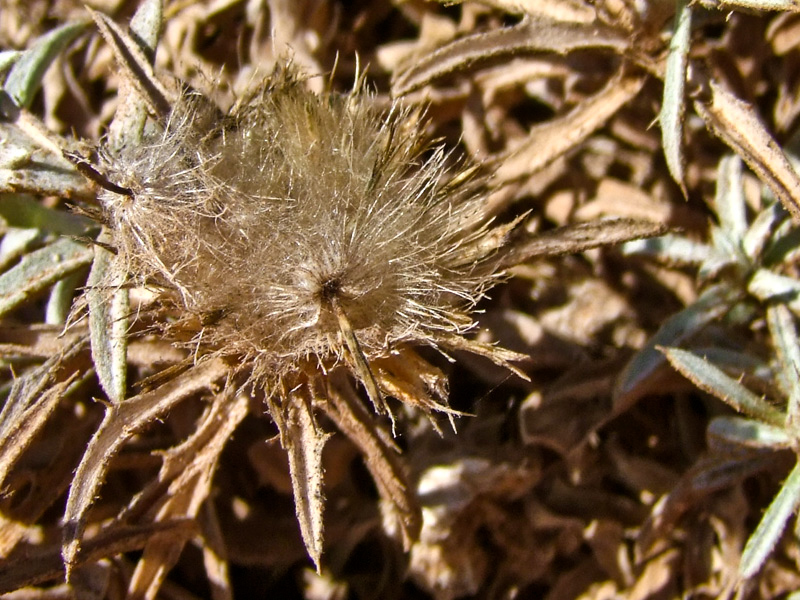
left=99, top=67, right=506, bottom=389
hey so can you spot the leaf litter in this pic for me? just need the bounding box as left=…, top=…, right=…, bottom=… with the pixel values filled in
left=1, top=0, right=800, bottom=599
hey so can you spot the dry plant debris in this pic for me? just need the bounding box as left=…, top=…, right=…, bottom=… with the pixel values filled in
left=1, top=0, right=800, bottom=598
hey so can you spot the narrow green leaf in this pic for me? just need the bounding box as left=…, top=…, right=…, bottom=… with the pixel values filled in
left=663, top=346, right=785, bottom=426
left=614, top=285, right=736, bottom=406
left=89, top=8, right=172, bottom=120
left=713, top=155, right=747, bottom=242
left=767, top=304, right=800, bottom=421
left=750, top=201, right=789, bottom=262
left=699, top=228, right=745, bottom=279
left=0, top=51, right=20, bottom=76
left=763, top=219, right=800, bottom=266
left=622, top=234, right=710, bottom=264
left=708, top=415, right=792, bottom=449
left=0, top=123, right=94, bottom=199
left=748, top=268, right=800, bottom=312
left=4, top=22, right=87, bottom=109
left=691, top=346, right=767, bottom=376
left=107, top=0, right=163, bottom=150
left=46, top=270, right=83, bottom=324
left=740, top=460, right=800, bottom=581
left=130, top=0, right=163, bottom=50
left=659, top=0, right=692, bottom=195
left=87, top=231, right=129, bottom=405
left=0, top=228, right=42, bottom=271
left=0, top=236, right=93, bottom=318
left=0, top=194, right=92, bottom=236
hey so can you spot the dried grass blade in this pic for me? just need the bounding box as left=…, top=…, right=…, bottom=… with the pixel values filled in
left=492, top=68, right=645, bottom=184
left=695, top=78, right=800, bottom=223
left=61, top=358, right=228, bottom=577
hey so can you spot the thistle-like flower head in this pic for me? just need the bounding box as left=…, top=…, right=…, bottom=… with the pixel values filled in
left=101, top=67, right=505, bottom=389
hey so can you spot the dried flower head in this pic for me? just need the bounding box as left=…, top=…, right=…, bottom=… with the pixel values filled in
left=100, top=66, right=505, bottom=395
left=63, top=56, right=529, bottom=570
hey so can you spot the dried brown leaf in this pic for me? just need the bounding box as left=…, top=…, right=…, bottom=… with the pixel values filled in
left=575, top=178, right=674, bottom=223
left=392, top=17, right=629, bottom=96
left=372, top=350, right=452, bottom=418
left=500, top=218, right=668, bottom=269
left=125, top=389, right=247, bottom=599
left=0, top=520, right=197, bottom=593
left=628, top=549, right=680, bottom=600
left=468, top=0, right=598, bottom=22
left=199, top=502, right=232, bottom=600
left=636, top=449, right=778, bottom=558
left=695, top=76, right=800, bottom=223
left=492, top=68, right=646, bottom=185
left=324, top=377, right=422, bottom=550
left=0, top=339, right=85, bottom=488
left=61, top=358, right=228, bottom=577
